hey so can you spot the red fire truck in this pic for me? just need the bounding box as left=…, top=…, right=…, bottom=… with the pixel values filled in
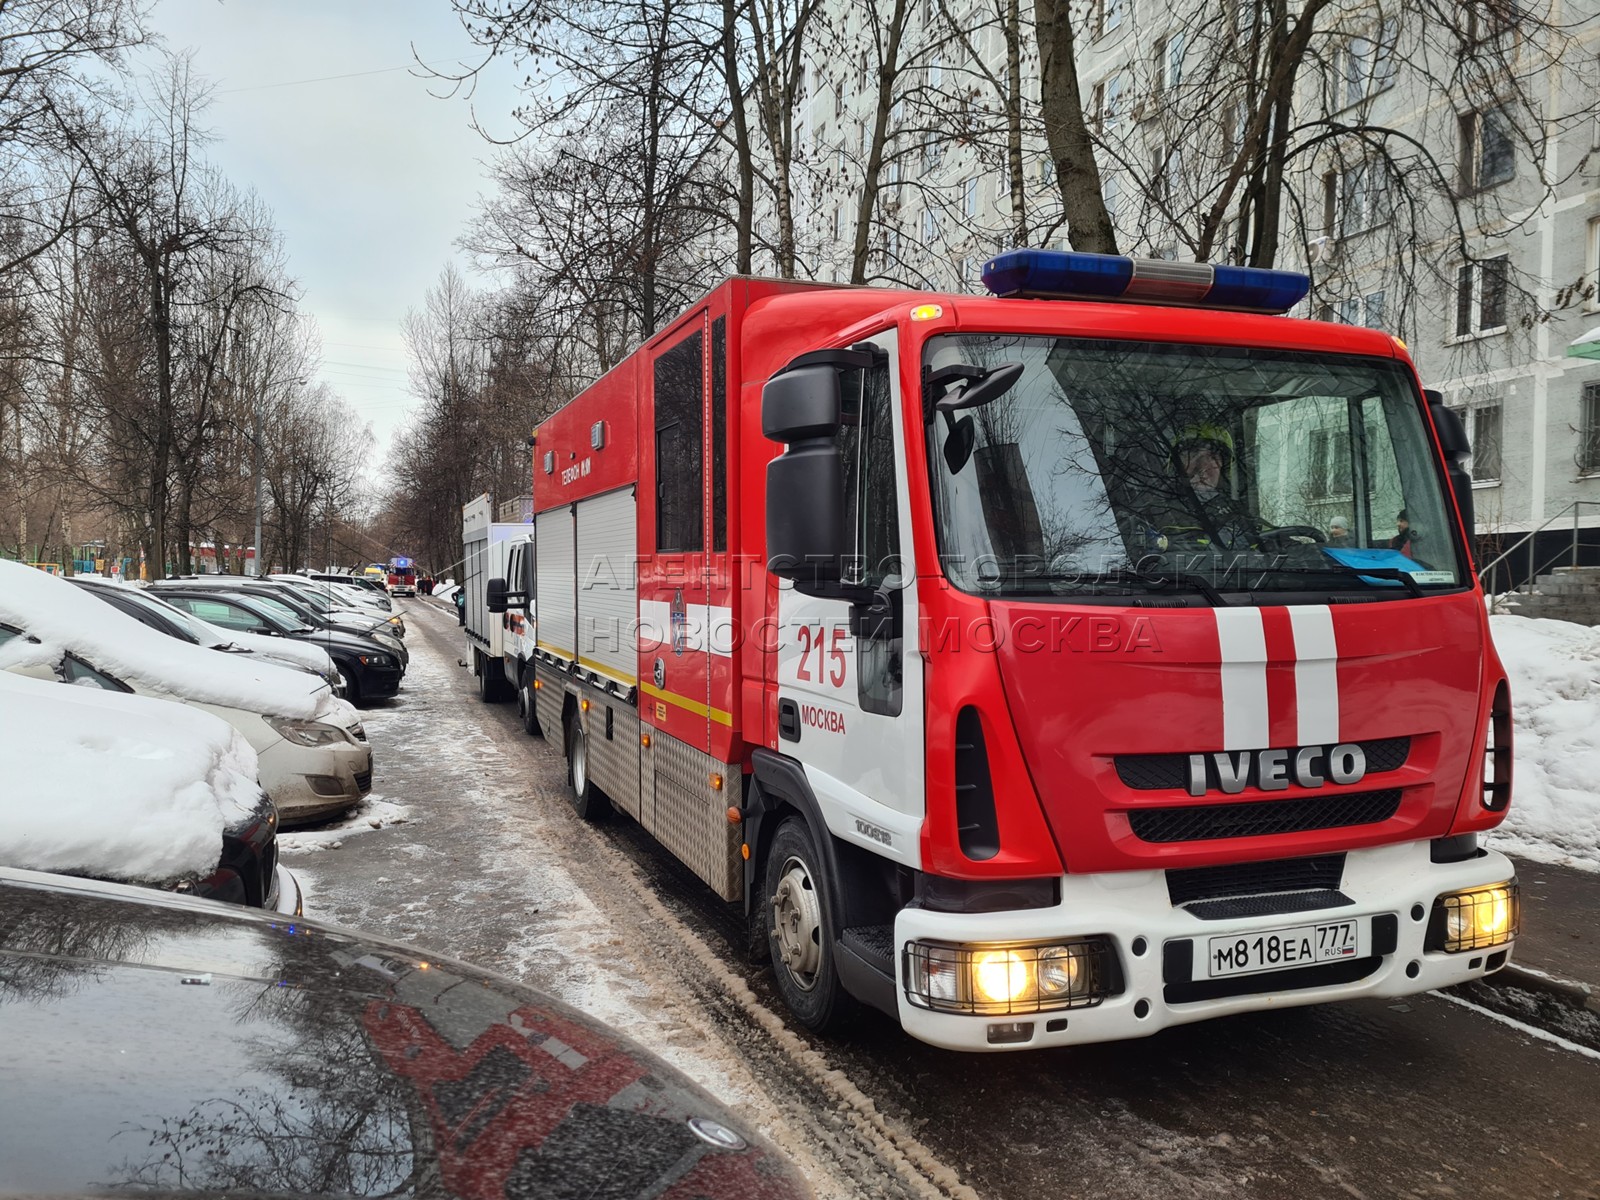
left=488, top=250, right=1518, bottom=1052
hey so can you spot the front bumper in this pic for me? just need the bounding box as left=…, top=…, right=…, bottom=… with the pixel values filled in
left=894, top=840, right=1516, bottom=1052
left=258, top=739, right=374, bottom=827
left=269, top=864, right=304, bottom=916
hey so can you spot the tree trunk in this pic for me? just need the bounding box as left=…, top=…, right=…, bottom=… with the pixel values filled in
left=1034, top=0, right=1116, bottom=253
left=1004, top=0, right=1029, bottom=247
left=719, top=0, right=754, bottom=274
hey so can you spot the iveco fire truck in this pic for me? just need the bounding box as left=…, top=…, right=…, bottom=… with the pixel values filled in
left=487, top=250, right=1518, bottom=1052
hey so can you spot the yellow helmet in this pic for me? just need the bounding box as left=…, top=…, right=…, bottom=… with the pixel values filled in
left=1173, top=421, right=1234, bottom=471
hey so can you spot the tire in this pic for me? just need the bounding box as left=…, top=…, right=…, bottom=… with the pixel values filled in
left=337, top=664, right=361, bottom=706
left=476, top=651, right=508, bottom=703
left=565, top=716, right=608, bottom=822
left=518, top=666, right=542, bottom=736
left=763, top=818, right=855, bottom=1032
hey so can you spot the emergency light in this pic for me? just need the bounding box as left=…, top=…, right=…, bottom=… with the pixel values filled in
left=982, top=249, right=1310, bottom=315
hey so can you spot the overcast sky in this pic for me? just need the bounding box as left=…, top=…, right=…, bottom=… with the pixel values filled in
left=143, top=0, right=523, bottom=460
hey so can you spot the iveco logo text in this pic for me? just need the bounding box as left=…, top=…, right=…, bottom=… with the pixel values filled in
left=1187, top=743, right=1366, bottom=797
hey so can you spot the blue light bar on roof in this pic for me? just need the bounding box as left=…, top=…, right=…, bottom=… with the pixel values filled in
left=982, top=249, right=1310, bottom=315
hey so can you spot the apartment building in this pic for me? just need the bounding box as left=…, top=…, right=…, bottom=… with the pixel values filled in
left=762, top=0, right=1600, bottom=558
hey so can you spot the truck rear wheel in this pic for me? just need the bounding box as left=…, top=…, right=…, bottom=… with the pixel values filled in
left=764, top=818, right=854, bottom=1032
left=476, top=651, right=508, bottom=703
left=565, top=717, right=608, bottom=822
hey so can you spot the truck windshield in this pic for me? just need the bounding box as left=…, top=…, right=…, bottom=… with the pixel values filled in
left=924, top=333, right=1466, bottom=598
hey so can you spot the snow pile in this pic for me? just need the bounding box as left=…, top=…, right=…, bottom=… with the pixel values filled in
left=433, top=582, right=459, bottom=603
left=0, top=672, right=256, bottom=882
left=1487, top=614, right=1600, bottom=870
left=278, top=796, right=411, bottom=853
left=0, top=560, right=327, bottom=719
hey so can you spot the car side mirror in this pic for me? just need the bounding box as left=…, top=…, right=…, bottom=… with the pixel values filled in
left=487, top=577, right=508, bottom=613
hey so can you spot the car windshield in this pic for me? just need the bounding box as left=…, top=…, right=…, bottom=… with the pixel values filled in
left=924, top=333, right=1466, bottom=598
left=282, top=586, right=337, bottom=614
left=121, top=590, right=217, bottom=645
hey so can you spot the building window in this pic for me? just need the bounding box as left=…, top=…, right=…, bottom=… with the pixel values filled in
left=928, top=56, right=942, bottom=89
left=921, top=207, right=940, bottom=242
left=1455, top=256, right=1509, bottom=336
left=1152, top=145, right=1179, bottom=203
left=1095, top=0, right=1126, bottom=38
left=1471, top=404, right=1503, bottom=482
left=1103, top=170, right=1120, bottom=223
left=1462, top=1, right=1521, bottom=47
left=1586, top=215, right=1600, bottom=310
left=1225, top=97, right=1249, bottom=158
left=963, top=176, right=978, bottom=218
left=921, top=136, right=943, bottom=171
left=1154, top=32, right=1184, bottom=96
left=1459, top=108, right=1514, bottom=193
left=1095, top=71, right=1127, bottom=130
left=1322, top=161, right=1389, bottom=238
left=1363, top=289, right=1386, bottom=329
left=1334, top=19, right=1397, bottom=109
left=1582, top=383, right=1600, bottom=474
left=1310, top=427, right=1353, bottom=498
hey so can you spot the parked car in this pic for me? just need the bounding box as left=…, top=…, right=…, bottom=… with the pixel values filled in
left=69, top=576, right=347, bottom=698
left=154, top=587, right=403, bottom=704
left=151, top=577, right=409, bottom=667
left=0, top=672, right=300, bottom=914
left=281, top=572, right=395, bottom=612
left=0, top=561, right=372, bottom=826
left=0, top=868, right=809, bottom=1199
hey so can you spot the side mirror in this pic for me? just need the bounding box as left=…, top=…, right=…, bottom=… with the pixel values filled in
left=487, top=577, right=508, bottom=613
left=1425, top=392, right=1474, bottom=550
left=763, top=351, right=870, bottom=592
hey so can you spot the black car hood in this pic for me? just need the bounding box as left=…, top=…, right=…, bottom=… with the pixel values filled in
left=286, top=628, right=396, bottom=657
left=0, top=871, right=808, bottom=1200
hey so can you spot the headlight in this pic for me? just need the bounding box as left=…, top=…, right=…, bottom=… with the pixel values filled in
left=1428, top=882, right=1519, bottom=952
left=904, top=938, right=1116, bottom=1015
left=373, top=633, right=404, bottom=652
left=266, top=716, right=349, bottom=747
left=358, top=653, right=394, bottom=668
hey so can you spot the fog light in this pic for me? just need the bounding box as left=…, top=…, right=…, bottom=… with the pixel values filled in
left=306, top=774, right=349, bottom=798
left=1429, top=882, right=1519, bottom=952
left=986, top=1020, right=1034, bottom=1045
left=904, top=938, right=1116, bottom=1015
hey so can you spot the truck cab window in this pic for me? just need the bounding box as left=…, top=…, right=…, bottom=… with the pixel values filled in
left=654, top=331, right=705, bottom=552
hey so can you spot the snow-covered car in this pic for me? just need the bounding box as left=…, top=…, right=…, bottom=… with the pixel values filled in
left=0, top=561, right=372, bottom=826
left=0, top=672, right=299, bottom=914
left=70, top=576, right=347, bottom=698
left=279, top=572, right=395, bottom=612
left=0, top=868, right=809, bottom=1200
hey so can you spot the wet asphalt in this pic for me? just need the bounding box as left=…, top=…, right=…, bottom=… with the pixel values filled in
left=292, top=598, right=1600, bottom=1200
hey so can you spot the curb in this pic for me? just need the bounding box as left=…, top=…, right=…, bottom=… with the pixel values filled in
left=1478, top=961, right=1599, bottom=1015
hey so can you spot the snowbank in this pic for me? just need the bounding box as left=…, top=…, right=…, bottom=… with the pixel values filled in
left=0, top=672, right=257, bottom=882
left=0, top=560, right=328, bottom=719
left=1487, top=614, right=1600, bottom=871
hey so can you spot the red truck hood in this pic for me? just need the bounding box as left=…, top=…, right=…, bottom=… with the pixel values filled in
left=988, top=597, right=1485, bottom=873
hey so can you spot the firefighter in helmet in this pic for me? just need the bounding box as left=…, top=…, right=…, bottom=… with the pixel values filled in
left=1142, top=420, right=1261, bottom=552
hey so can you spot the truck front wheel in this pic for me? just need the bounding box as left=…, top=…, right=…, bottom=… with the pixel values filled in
left=764, top=818, right=854, bottom=1032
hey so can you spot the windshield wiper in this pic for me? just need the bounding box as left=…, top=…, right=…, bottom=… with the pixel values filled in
left=1007, top=570, right=1226, bottom=606
left=1257, top=564, right=1426, bottom=598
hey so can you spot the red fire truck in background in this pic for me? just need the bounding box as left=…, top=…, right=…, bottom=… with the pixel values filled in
left=387, top=556, right=417, bottom=596
left=486, top=250, right=1518, bottom=1052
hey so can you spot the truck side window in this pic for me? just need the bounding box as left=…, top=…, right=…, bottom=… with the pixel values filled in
left=839, top=352, right=903, bottom=717
left=654, top=331, right=705, bottom=552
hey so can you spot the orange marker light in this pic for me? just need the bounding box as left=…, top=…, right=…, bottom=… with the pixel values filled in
left=641, top=733, right=652, bottom=748
left=910, top=303, right=944, bottom=322
left=709, top=772, right=724, bottom=791
left=532, top=679, right=541, bottom=690
left=741, top=843, right=751, bottom=860
left=580, top=698, right=590, bottom=712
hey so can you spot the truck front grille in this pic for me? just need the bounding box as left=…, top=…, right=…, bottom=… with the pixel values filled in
left=1127, top=789, right=1402, bottom=843
left=1115, top=736, right=1410, bottom=791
